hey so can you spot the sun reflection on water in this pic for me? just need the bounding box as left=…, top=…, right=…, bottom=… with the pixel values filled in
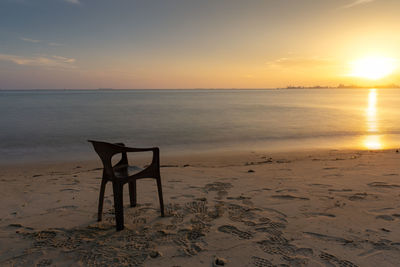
left=363, top=89, right=383, bottom=149
left=366, top=89, right=377, bottom=132
left=364, top=134, right=382, bottom=150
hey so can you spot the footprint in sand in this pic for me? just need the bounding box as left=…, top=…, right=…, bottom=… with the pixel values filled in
left=319, top=251, right=358, bottom=267
left=59, top=188, right=80, bottom=192
left=255, top=226, right=283, bottom=236
left=46, top=205, right=78, bottom=213
left=218, top=225, right=253, bottom=239
left=203, top=182, right=233, bottom=199
left=251, top=256, right=275, bottom=267
left=185, top=200, right=208, bottom=214
left=296, top=247, right=314, bottom=257
left=257, top=237, right=296, bottom=256
left=264, top=208, right=287, bottom=218
left=226, top=203, right=256, bottom=222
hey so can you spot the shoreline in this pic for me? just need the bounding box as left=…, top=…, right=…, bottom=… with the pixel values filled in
left=2, top=135, right=400, bottom=166
left=1, top=148, right=400, bottom=266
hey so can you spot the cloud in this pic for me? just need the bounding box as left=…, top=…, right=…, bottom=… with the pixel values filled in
left=20, top=37, right=64, bottom=47
left=266, top=57, right=336, bottom=69
left=48, top=42, right=64, bottom=46
left=20, top=37, right=41, bottom=43
left=342, top=0, right=376, bottom=9
left=64, top=0, right=80, bottom=4
left=0, top=53, right=76, bottom=68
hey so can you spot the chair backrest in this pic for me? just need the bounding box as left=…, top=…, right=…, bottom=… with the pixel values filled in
left=88, top=140, right=123, bottom=178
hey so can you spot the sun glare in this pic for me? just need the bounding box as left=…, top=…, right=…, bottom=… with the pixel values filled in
left=350, top=56, right=397, bottom=80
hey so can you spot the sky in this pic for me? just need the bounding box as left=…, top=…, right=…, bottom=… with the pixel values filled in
left=1, top=0, right=400, bottom=89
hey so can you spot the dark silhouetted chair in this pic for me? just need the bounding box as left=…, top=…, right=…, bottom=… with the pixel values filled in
left=88, top=140, right=164, bottom=231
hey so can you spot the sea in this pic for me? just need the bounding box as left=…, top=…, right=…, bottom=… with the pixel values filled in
left=1, top=88, right=400, bottom=163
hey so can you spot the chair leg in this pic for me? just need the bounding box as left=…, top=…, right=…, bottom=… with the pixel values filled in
left=112, top=182, right=124, bottom=231
left=97, top=178, right=107, bottom=222
left=156, top=177, right=165, bottom=217
left=129, top=180, right=137, bottom=207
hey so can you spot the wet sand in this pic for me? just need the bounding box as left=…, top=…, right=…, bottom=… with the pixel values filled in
left=1, top=149, right=400, bottom=266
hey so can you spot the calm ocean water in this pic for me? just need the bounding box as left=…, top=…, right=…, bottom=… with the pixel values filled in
left=1, top=89, right=400, bottom=163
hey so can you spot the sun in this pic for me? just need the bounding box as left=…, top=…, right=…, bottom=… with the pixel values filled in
left=349, top=56, right=397, bottom=80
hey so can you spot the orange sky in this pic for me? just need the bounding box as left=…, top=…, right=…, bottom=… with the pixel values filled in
left=1, top=0, right=399, bottom=89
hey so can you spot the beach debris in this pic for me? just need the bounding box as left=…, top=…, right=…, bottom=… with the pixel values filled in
left=246, top=158, right=272, bottom=166
left=248, top=169, right=255, bottom=173
left=214, top=256, right=227, bottom=266
left=149, top=250, right=162, bottom=258
left=334, top=201, right=346, bottom=207
left=160, top=164, right=179, bottom=168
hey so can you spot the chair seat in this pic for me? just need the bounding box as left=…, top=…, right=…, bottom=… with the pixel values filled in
left=114, top=165, right=144, bottom=178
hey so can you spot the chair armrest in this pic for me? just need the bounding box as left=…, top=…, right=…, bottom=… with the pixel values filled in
left=113, top=144, right=160, bottom=167
left=113, top=142, right=125, bottom=146
left=119, top=146, right=158, bottom=153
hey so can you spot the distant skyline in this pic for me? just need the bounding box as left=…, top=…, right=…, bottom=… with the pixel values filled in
left=1, top=0, right=400, bottom=89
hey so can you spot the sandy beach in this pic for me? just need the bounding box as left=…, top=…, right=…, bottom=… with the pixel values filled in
left=1, top=149, right=400, bottom=266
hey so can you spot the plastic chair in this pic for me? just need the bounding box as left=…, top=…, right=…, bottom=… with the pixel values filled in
left=88, top=140, right=164, bottom=231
